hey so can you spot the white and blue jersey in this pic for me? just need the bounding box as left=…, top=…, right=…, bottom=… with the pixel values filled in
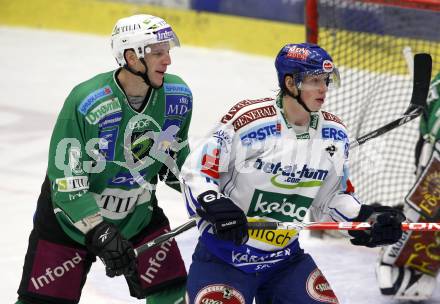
left=180, top=96, right=362, bottom=273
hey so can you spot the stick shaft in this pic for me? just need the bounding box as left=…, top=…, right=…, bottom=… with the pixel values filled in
left=247, top=221, right=440, bottom=232
left=350, top=53, right=431, bottom=148
left=134, top=219, right=440, bottom=257
left=134, top=219, right=196, bottom=257
left=351, top=109, right=422, bottom=148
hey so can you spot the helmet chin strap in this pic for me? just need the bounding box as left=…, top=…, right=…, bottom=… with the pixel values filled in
left=285, top=87, right=313, bottom=113
left=124, top=58, right=153, bottom=87
left=123, top=58, right=163, bottom=89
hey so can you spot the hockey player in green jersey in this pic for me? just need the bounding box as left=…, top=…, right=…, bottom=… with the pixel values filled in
left=376, top=71, right=440, bottom=301
left=15, top=14, right=191, bottom=304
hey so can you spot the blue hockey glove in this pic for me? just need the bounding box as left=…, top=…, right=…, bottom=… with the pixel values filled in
left=86, top=222, right=137, bottom=277
left=349, top=205, right=406, bottom=248
left=196, top=190, right=249, bottom=246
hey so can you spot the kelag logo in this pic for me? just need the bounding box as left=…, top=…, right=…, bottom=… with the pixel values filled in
left=248, top=189, right=313, bottom=221
left=254, top=158, right=328, bottom=189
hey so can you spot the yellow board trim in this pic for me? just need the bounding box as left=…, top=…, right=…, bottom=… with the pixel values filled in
left=319, top=28, right=440, bottom=75
left=0, top=0, right=305, bottom=57
left=2, top=0, right=437, bottom=73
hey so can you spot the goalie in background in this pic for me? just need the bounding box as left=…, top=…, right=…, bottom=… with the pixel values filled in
left=180, top=43, right=405, bottom=304
left=376, top=71, right=440, bottom=301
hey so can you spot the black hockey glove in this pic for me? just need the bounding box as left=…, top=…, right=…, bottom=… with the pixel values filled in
left=85, top=221, right=137, bottom=278
left=349, top=205, right=406, bottom=248
left=196, top=190, right=249, bottom=246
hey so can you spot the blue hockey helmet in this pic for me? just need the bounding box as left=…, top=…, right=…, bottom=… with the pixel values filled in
left=275, top=43, right=340, bottom=91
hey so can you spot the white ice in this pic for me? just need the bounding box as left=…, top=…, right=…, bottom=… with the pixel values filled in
left=1, top=26, right=439, bottom=304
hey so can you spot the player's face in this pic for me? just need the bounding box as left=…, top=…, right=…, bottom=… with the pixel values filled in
left=300, top=74, right=328, bottom=111
left=144, top=42, right=172, bottom=87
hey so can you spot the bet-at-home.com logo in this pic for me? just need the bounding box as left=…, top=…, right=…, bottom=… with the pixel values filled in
left=254, top=158, right=328, bottom=189
left=248, top=189, right=313, bottom=222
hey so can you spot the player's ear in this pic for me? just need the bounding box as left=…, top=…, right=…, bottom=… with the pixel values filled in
left=284, top=75, right=299, bottom=96
left=124, top=49, right=138, bottom=66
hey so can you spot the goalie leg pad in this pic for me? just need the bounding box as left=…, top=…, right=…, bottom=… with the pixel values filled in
left=376, top=262, right=436, bottom=301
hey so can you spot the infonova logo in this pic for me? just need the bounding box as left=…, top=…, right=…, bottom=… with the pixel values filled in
left=156, top=27, right=174, bottom=41
left=140, top=238, right=173, bottom=284
left=30, top=252, right=82, bottom=290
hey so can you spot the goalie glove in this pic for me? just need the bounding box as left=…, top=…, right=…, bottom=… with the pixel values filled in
left=196, top=190, right=249, bottom=246
left=349, top=205, right=406, bottom=248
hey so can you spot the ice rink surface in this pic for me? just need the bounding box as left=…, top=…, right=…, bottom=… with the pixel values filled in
left=1, top=26, right=439, bottom=303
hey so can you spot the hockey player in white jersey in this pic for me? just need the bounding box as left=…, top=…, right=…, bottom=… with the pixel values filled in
left=181, top=43, right=405, bottom=303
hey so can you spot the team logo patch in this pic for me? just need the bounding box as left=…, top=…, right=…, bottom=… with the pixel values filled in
left=55, top=176, right=89, bottom=192
left=306, top=268, right=338, bottom=303
left=163, top=83, right=192, bottom=96
left=85, top=98, right=121, bottom=124
left=322, top=60, right=334, bottom=72
left=194, top=284, right=245, bottom=304
left=78, top=86, right=112, bottom=115
left=286, top=46, right=310, bottom=61
left=200, top=145, right=220, bottom=180
left=165, top=95, right=191, bottom=117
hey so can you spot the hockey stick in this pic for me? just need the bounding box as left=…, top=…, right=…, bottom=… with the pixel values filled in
left=246, top=221, right=440, bottom=232
left=350, top=53, right=432, bottom=149
left=134, top=219, right=197, bottom=257
left=133, top=219, right=440, bottom=256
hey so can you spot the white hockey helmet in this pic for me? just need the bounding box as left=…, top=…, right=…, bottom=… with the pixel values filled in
left=111, top=14, right=180, bottom=66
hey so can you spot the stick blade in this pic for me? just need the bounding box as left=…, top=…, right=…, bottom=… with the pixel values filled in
left=411, top=53, right=432, bottom=109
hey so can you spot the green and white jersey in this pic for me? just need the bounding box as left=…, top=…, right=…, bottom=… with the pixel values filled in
left=180, top=96, right=361, bottom=273
left=47, top=69, right=192, bottom=244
